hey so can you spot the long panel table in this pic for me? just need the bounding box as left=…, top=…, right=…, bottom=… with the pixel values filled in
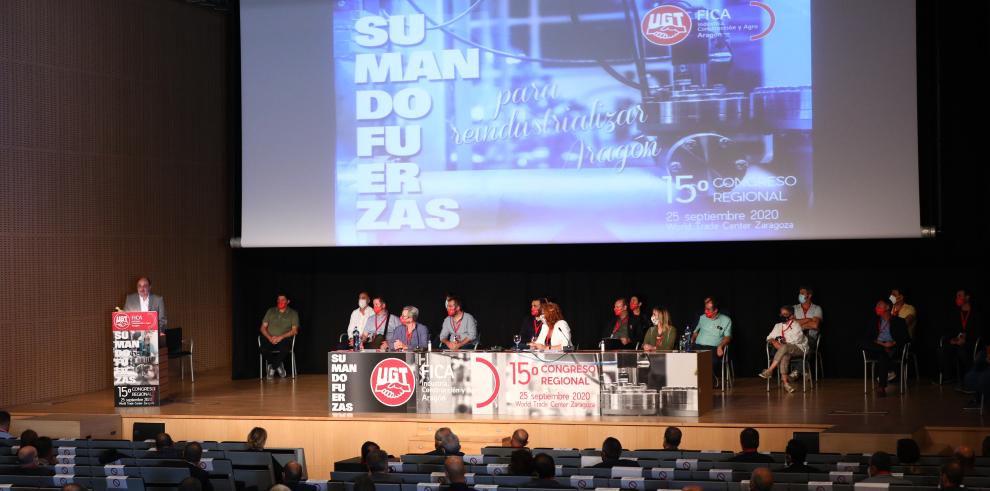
left=328, top=350, right=712, bottom=417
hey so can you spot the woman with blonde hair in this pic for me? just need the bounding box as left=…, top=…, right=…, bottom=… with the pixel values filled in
left=528, top=302, right=571, bottom=350
left=246, top=427, right=268, bottom=450
left=642, top=307, right=678, bottom=351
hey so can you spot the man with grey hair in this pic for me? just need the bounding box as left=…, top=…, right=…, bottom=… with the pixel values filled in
left=386, top=306, right=430, bottom=351
left=750, top=468, right=773, bottom=491
left=426, top=427, right=463, bottom=456
left=360, top=449, right=402, bottom=483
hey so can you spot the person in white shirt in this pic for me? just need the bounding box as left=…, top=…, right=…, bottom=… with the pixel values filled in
left=528, top=301, right=571, bottom=350
left=794, top=286, right=823, bottom=339
left=759, top=305, right=808, bottom=393
left=347, top=292, right=374, bottom=347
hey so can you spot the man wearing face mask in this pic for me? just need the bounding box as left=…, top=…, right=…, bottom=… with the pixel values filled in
left=438, top=296, right=478, bottom=350
left=793, top=287, right=823, bottom=340
left=602, top=298, right=633, bottom=348
left=347, top=292, right=375, bottom=347
left=861, top=298, right=908, bottom=395
left=692, top=296, right=733, bottom=376
left=939, top=289, right=982, bottom=384
left=260, top=294, right=300, bottom=379
left=890, top=288, right=917, bottom=340
left=628, top=296, right=648, bottom=345
left=519, top=298, right=544, bottom=344
left=362, top=296, right=400, bottom=349
left=759, top=305, right=808, bottom=393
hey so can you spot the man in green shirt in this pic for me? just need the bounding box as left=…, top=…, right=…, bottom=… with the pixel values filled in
left=691, top=296, right=733, bottom=377
left=260, top=294, right=300, bottom=379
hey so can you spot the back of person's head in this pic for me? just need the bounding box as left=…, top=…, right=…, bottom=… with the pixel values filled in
left=955, top=445, right=976, bottom=470
left=62, top=484, right=85, bottom=491
left=366, top=449, right=389, bottom=473
left=184, top=441, right=204, bottom=463
left=869, top=451, right=893, bottom=474
left=750, top=468, right=773, bottom=491
left=360, top=441, right=381, bottom=463
left=440, top=431, right=461, bottom=454
left=283, top=461, right=304, bottom=484
left=533, top=453, right=556, bottom=479
left=269, top=485, right=291, bottom=491
left=19, top=429, right=38, bottom=447
left=785, top=439, right=807, bottom=465
left=941, top=461, right=964, bottom=488
left=740, top=428, right=760, bottom=451
left=0, top=410, right=10, bottom=430
left=511, top=428, right=529, bottom=448
left=896, top=438, right=921, bottom=464
left=434, top=427, right=452, bottom=449
left=35, top=436, right=53, bottom=459
left=444, top=456, right=466, bottom=483
left=509, top=449, right=534, bottom=476
left=663, top=427, right=682, bottom=449
left=354, top=474, right=376, bottom=491
left=178, top=476, right=203, bottom=491
left=601, top=437, right=623, bottom=461
left=156, top=432, right=174, bottom=449
left=248, top=427, right=268, bottom=450
left=17, top=445, right=38, bottom=466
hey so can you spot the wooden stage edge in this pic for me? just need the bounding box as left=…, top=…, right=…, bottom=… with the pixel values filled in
left=8, top=368, right=989, bottom=480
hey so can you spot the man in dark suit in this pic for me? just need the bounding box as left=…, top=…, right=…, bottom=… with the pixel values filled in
left=283, top=461, right=317, bottom=491
left=442, top=456, right=474, bottom=491
left=360, top=450, right=403, bottom=484
left=123, top=276, right=168, bottom=329
left=861, top=298, right=909, bottom=396
left=183, top=442, right=214, bottom=491
left=727, top=428, right=774, bottom=463
left=779, top=439, right=822, bottom=473
left=520, top=453, right=569, bottom=488
left=861, top=452, right=912, bottom=484
left=590, top=437, right=639, bottom=468
left=13, top=446, right=54, bottom=476
left=145, top=433, right=183, bottom=459
left=425, top=428, right=464, bottom=457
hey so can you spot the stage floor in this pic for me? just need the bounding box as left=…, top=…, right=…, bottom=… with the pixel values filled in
left=8, top=368, right=989, bottom=479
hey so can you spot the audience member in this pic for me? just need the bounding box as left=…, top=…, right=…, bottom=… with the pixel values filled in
left=284, top=461, right=317, bottom=491
left=862, top=451, right=912, bottom=484
left=360, top=441, right=381, bottom=463
left=183, top=442, right=215, bottom=491
left=954, top=445, right=976, bottom=474
left=15, top=445, right=54, bottom=476
left=0, top=410, right=12, bottom=439
left=727, top=428, right=774, bottom=463
left=750, top=468, right=773, bottom=491
left=363, top=449, right=402, bottom=483
left=509, top=428, right=529, bottom=448
left=248, top=427, right=268, bottom=450
left=353, top=475, right=376, bottom=491
left=269, top=485, right=291, bottom=491
left=19, top=429, right=38, bottom=448
left=146, top=432, right=183, bottom=459
left=508, top=449, right=535, bottom=476
left=663, top=426, right=683, bottom=450
left=34, top=436, right=55, bottom=466
left=443, top=456, right=473, bottom=491
left=177, top=477, right=202, bottom=491
left=62, top=484, right=85, bottom=491
left=779, top=439, right=821, bottom=473
left=897, top=438, right=923, bottom=475
left=99, top=448, right=124, bottom=465
left=522, top=453, right=567, bottom=488
left=426, top=427, right=463, bottom=456
left=591, top=437, right=638, bottom=468
left=940, top=462, right=964, bottom=489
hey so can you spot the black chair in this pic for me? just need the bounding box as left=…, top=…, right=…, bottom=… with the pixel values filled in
left=165, top=327, right=195, bottom=382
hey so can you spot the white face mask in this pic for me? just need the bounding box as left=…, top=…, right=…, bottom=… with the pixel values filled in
left=889, top=295, right=897, bottom=305
left=651, top=316, right=660, bottom=326
left=358, top=298, right=368, bottom=308
left=798, top=294, right=807, bottom=304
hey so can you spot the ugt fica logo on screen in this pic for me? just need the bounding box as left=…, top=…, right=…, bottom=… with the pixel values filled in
left=113, top=313, right=131, bottom=330
left=370, top=358, right=415, bottom=406
left=641, top=5, right=692, bottom=46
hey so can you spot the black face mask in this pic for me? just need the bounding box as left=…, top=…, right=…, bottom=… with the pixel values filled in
left=780, top=315, right=790, bottom=322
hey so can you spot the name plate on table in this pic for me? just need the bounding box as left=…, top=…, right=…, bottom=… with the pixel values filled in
left=474, top=486, right=499, bottom=490
left=53, top=475, right=75, bottom=486
left=808, top=482, right=833, bottom=491
left=106, top=476, right=129, bottom=489
left=649, top=468, right=675, bottom=480
left=676, top=458, right=698, bottom=470
left=836, top=462, right=860, bottom=472
left=612, top=467, right=642, bottom=478
left=710, top=469, right=733, bottom=482
left=198, top=458, right=215, bottom=471
left=416, top=484, right=440, bottom=491
left=854, top=484, right=889, bottom=490
left=487, top=463, right=509, bottom=475
left=430, top=472, right=475, bottom=485
left=829, top=472, right=853, bottom=484
left=388, top=462, right=404, bottom=473
left=464, top=454, right=484, bottom=465
left=305, top=481, right=327, bottom=491
left=104, top=464, right=126, bottom=476
left=58, top=447, right=77, bottom=456
left=55, top=464, right=75, bottom=475
left=620, top=477, right=645, bottom=489
left=581, top=455, right=603, bottom=467
left=57, top=456, right=76, bottom=465
left=570, top=475, right=596, bottom=489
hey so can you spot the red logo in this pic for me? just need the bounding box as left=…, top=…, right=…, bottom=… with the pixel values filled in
left=370, top=358, right=415, bottom=406
left=113, top=313, right=131, bottom=330
left=641, top=5, right=692, bottom=46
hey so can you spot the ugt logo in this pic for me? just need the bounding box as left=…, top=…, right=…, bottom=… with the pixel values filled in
left=370, top=358, right=415, bottom=406
left=641, top=5, right=692, bottom=46
left=113, top=313, right=131, bottom=330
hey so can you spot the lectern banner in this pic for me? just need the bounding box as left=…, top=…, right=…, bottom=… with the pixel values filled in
left=112, top=311, right=160, bottom=406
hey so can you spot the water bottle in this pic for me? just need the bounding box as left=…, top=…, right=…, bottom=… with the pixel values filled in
left=352, top=328, right=361, bottom=352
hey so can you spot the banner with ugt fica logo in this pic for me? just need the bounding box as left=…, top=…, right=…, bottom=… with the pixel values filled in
left=333, top=0, right=811, bottom=246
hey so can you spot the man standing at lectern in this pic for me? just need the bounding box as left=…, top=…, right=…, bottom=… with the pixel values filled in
left=124, top=277, right=168, bottom=330
left=260, top=294, right=300, bottom=379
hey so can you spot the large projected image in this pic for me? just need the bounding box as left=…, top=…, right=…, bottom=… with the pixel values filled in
left=333, top=0, right=811, bottom=245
